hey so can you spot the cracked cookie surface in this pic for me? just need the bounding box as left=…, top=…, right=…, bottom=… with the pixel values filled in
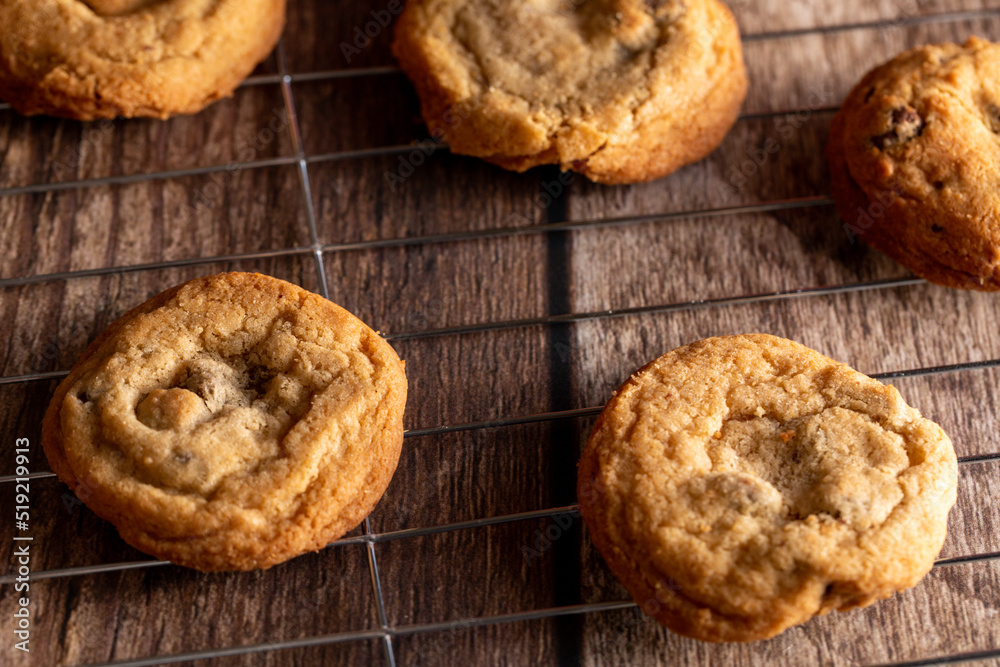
left=392, top=0, right=747, bottom=183
left=827, top=37, right=1000, bottom=290
left=0, top=0, right=286, bottom=119
left=42, top=273, right=408, bottom=571
left=577, top=334, right=957, bottom=642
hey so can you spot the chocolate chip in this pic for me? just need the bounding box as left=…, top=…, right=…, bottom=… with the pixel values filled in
left=933, top=181, right=944, bottom=190
left=891, top=107, right=918, bottom=125
left=987, top=104, right=1000, bottom=133
left=864, top=87, right=875, bottom=103
left=246, top=365, right=275, bottom=396
left=931, top=224, right=944, bottom=232
left=871, top=133, right=893, bottom=150
left=871, top=106, right=925, bottom=150
left=645, top=0, right=686, bottom=22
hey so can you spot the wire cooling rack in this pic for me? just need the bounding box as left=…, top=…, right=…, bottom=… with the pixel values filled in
left=2, top=3, right=1000, bottom=666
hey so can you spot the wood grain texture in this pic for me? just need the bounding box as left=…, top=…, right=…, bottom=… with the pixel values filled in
left=0, top=1, right=998, bottom=666
left=0, top=62, right=288, bottom=189
left=580, top=561, right=1000, bottom=666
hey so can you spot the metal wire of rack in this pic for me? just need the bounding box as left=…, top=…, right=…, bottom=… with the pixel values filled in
left=2, top=4, right=1000, bottom=667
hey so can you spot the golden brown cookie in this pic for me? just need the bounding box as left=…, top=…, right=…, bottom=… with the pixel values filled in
left=392, top=0, right=747, bottom=184
left=0, top=0, right=287, bottom=120
left=577, top=334, right=957, bottom=642
left=42, top=273, right=407, bottom=571
left=827, top=37, right=1000, bottom=290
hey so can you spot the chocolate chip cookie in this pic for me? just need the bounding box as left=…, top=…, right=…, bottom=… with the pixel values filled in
left=392, top=0, right=748, bottom=184
left=0, top=0, right=286, bottom=120
left=42, top=273, right=407, bottom=571
left=827, top=37, right=1000, bottom=290
left=577, top=334, right=957, bottom=642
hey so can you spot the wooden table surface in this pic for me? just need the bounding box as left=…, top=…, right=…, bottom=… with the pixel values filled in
left=2, top=1, right=1000, bottom=665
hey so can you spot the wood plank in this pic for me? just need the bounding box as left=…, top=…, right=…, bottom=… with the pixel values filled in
left=0, top=71, right=289, bottom=189
left=0, top=543, right=377, bottom=666
left=580, top=560, right=1000, bottom=666
left=741, top=15, right=1000, bottom=113
left=282, top=0, right=404, bottom=72
left=891, top=369, right=1000, bottom=459
left=371, top=422, right=569, bottom=532
left=279, top=0, right=1000, bottom=72
left=733, top=0, right=1000, bottom=34
left=393, top=620, right=562, bottom=667
left=0, top=257, right=317, bottom=479
left=566, top=288, right=1000, bottom=406
left=307, top=153, right=548, bottom=243
left=0, top=165, right=310, bottom=281
left=294, top=77, right=422, bottom=156
left=0, top=257, right=317, bottom=377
